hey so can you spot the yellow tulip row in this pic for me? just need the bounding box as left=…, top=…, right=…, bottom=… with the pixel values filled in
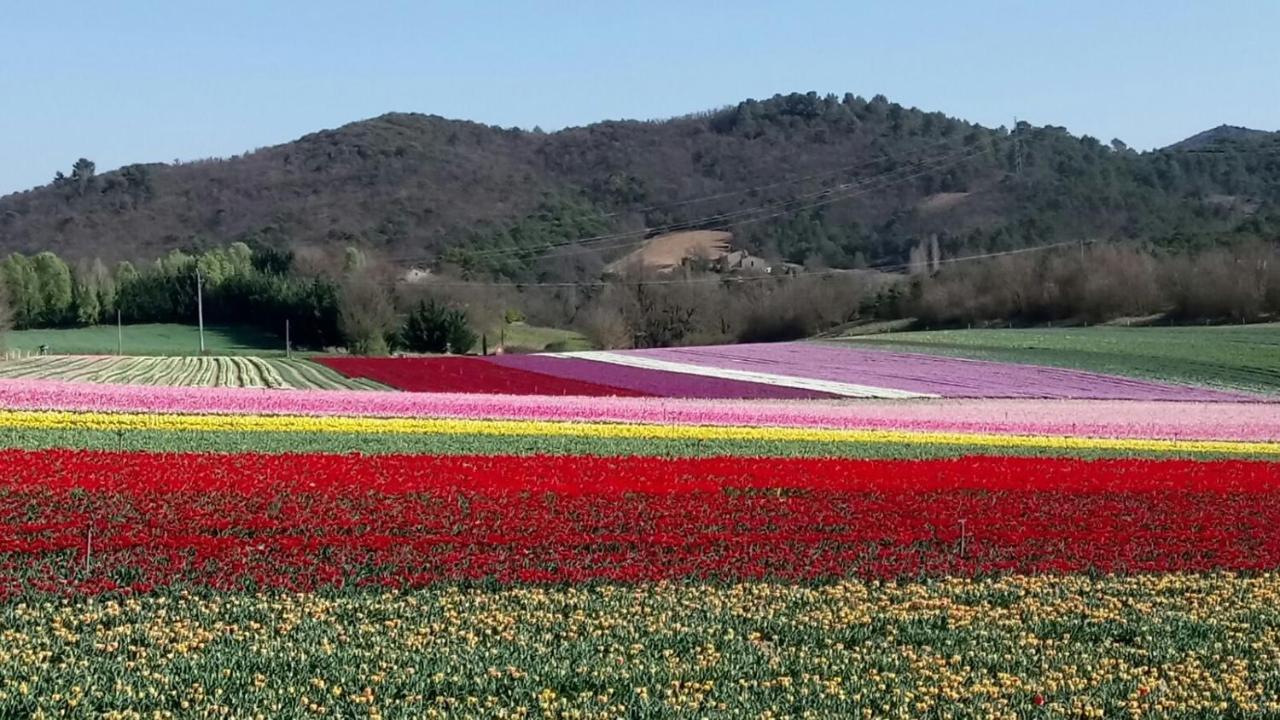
left=0, top=408, right=1276, bottom=455
left=3, top=575, right=1279, bottom=718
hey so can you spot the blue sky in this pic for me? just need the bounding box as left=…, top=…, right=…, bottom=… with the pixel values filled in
left=1, top=1, right=1276, bottom=195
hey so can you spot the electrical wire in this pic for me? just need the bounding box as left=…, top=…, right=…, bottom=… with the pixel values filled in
left=488, top=146, right=991, bottom=266
left=598, top=135, right=968, bottom=218
left=388, top=140, right=990, bottom=266
left=408, top=238, right=1089, bottom=289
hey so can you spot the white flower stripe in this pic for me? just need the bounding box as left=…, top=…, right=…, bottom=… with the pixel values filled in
left=549, top=352, right=937, bottom=399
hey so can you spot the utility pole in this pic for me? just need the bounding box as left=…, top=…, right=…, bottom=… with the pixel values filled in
left=196, top=268, right=206, bottom=355
left=285, top=319, right=292, bottom=359
left=116, top=309, right=123, bottom=356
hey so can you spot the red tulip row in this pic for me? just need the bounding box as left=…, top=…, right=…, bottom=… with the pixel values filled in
left=1, top=449, right=1277, bottom=594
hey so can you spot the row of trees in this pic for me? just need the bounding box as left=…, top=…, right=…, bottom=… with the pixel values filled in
left=327, top=276, right=485, bottom=354
left=0, top=244, right=345, bottom=348
left=0, top=252, right=92, bottom=327
left=0, top=244, right=480, bottom=354
left=2, top=238, right=1275, bottom=354
left=893, top=241, right=1280, bottom=327
left=425, top=240, right=1280, bottom=351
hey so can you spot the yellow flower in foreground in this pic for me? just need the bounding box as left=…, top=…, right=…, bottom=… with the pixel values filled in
left=0, top=575, right=1278, bottom=717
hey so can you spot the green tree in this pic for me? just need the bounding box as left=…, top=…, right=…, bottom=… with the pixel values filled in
left=89, top=259, right=116, bottom=321
left=70, top=158, right=96, bottom=197
left=196, top=248, right=235, bottom=285
left=250, top=246, right=294, bottom=276
left=114, top=260, right=139, bottom=290
left=157, top=250, right=194, bottom=277
left=227, top=242, right=253, bottom=275
left=399, top=299, right=476, bottom=354
left=31, top=252, right=73, bottom=325
left=399, top=299, right=449, bottom=352
left=0, top=280, right=10, bottom=337
left=72, top=280, right=101, bottom=325
left=343, top=247, right=367, bottom=273
left=0, top=254, right=41, bottom=328
left=120, top=163, right=153, bottom=205
left=444, top=312, right=477, bottom=354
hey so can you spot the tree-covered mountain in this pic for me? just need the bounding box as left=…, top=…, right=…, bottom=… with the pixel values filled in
left=1163, top=125, right=1276, bottom=152
left=2, top=92, right=1277, bottom=282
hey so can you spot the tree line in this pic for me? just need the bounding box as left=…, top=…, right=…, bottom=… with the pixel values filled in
left=1, top=239, right=1276, bottom=355
left=0, top=244, right=477, bottom=354
left=417, top=240, right=1280, bottom=351
left=900, top=240, right=1280, bottom=327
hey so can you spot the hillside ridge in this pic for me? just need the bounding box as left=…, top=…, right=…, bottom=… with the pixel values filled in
left=2, top=92, right=1278, bottom=282
left=1163, top=124, right=1276, bottom=151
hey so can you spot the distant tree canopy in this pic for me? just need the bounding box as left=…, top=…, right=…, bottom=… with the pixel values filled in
left=51, top=158, right=98, bottom=200
left=899, top=240, right=1280, bottom=327
left=0, top=244, right=344, bottom=350
left=442, top=196, right=612, bottom=282
left=0, top=242, right=488, bottom=356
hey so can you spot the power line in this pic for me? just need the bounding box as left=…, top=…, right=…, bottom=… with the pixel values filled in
left=717, top=148, right=989, bottom=230
left=460, top=146, right=982, bottom=259
left=390, top=141, right=988, bottom=266
left=399, top=144, right=989, bottom=267
left=599, top=135, right=967, bottom=218
left=408, top=238, right=1087, bottom=290
left=471, top=146, right=992, bottom=266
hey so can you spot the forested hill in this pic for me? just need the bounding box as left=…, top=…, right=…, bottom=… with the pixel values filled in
left=1162, top=125, right=1277, bottom=152
left=1, top=92, right=1278, bottom=281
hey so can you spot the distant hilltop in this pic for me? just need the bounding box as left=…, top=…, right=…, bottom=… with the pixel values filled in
left=2, top=92, right=1278, bottom=282
left=1163, top=124, right=1276, bottom=151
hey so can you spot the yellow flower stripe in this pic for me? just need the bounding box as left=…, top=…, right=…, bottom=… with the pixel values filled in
left=0, top=409, right=1277, bottom=455
left=8, top=576, right=1280, bottom=717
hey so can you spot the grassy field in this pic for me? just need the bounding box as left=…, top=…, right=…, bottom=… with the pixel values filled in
left=0, top=355, right=385, bottom=390
left=2, top=323, right=286, bottom=356
left=3, top=321, right=591, bottom=357
left=491, top=322, right=593, bottom=353
left=842, top=324, right=1280, bottom=395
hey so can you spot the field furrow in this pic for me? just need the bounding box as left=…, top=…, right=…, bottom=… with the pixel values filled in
left=0, top=355, right=383, bottom=390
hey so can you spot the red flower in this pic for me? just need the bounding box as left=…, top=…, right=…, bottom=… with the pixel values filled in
left=0, top=450, right=1278, bottom=595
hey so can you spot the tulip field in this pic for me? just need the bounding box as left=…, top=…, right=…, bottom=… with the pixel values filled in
left=1, top=337, right=1279, bottom=717
left=845, top=323, right=1280, bottom=395
left=0, top=354, right=384, bottom=390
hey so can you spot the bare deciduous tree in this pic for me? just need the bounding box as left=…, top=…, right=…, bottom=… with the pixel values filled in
left=338, top=273, right=396, bottom=355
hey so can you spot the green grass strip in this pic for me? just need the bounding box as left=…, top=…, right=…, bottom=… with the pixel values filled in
left=269, top=359, right=314, bottom=389
left=2, top=427, right=1274, bottom=460
left=286, top=357, right=389, bottom=390
left=833, top=324, right=1280, bottom=396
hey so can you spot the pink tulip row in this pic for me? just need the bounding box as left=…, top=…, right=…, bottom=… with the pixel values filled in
left=0, top=378, right=1276, bottom=441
